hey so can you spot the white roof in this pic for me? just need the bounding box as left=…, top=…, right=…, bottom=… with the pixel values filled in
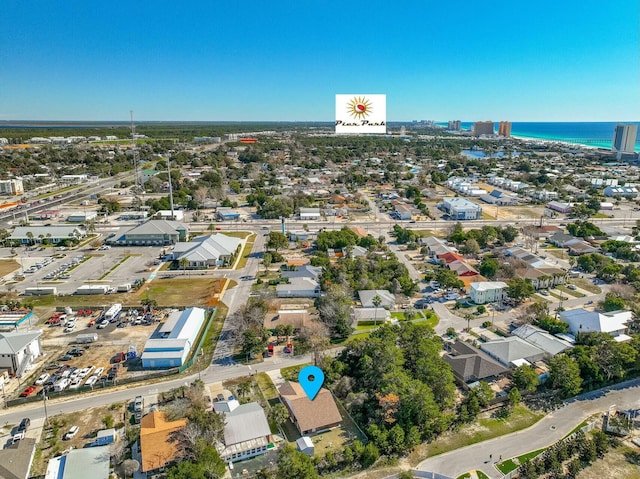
left=0, top=330, right=42, bottom=355
left=559, top=308, right=631, bottom=334
left=512, top=324, right=572, bottom=356
left=470, top=281, right=507, bottom=292
left=159, top=307, right=206, bottom=339
left=174, top=234, right=241, bottom=262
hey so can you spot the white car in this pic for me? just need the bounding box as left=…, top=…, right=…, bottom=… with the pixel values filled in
left=69, top=378, right=83, bottom=389
left=84, top=376, right=98, bottom=387
left=63, top=425, right=79, bottom=440
left=35, top=373, right=50, bottom=386
left=97, top=320, right=109, bottom=329
left=78, top=366, right=94, bottom=378
left=93, top=367, right=104, bottom=377
left=64, top=324, right=76, bottom=333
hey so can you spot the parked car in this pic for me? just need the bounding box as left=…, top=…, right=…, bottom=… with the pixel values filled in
left=69, top=378, right=83, bottom=389
left=20, top=386, right=37, bottom=397
left=85, top=376, right=98, bottom=387
left=93, top=367, right=104, bottom=377
left=97, top=319, right=109, bottom=329
left=68, top=348, right=84, bottom=357
left=63, top=425, right=79, bottom=440
left=567, top=284, right=577, bottom=290
left=540, top=290, right=550, bottom=296
left=35, top=373, right=50, bottom=386
left=60, top=354, right=73, bottom=361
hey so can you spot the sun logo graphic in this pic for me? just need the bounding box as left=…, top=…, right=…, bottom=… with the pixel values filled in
left=347, top=96, right=373, bottom=119
left=336, top=94, right=386, bottom=134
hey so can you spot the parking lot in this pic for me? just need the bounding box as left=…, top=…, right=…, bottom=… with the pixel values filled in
left=3, top=244, right=165, bottom=296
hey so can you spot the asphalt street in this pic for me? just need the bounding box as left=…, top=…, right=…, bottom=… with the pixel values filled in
left=417, top=378, right=640, bottom=479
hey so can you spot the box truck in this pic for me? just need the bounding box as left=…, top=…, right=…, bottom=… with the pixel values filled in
left=75, top=333, right=98, bottom=344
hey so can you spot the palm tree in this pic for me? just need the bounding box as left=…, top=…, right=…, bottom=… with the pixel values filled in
left=26, top=231, right=34, bottom=246
left=179, top=257, right=189, bottom=277
left=372, top=294, right=382, bottom=326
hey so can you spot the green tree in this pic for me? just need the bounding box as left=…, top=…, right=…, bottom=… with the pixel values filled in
left=276, top=445, right=318, bottom=479
left=506, top=278, right=535, bottom=303
left=512, top=365, right=539, bottom=393
left=241, top=327, right=269, bottom=357
left=268, top=403, right=290, bottom=427
left=549, top=354, right=582, bottom=398
left=478, top=257, right=499, bottom=279
left=262, top=252, right=272, bottom=275
left=167, top=461, right=206, bottom=479
left=600, top=292, right=625, bottom=312
left=102, top=414, right=114, bottom=428
left=372, top=294, right=382, bottom=326
left=434, top=268, right=464, bottom=290
left=508, top=387, right=522, bottom=407
left=266, top=231, right=289, bottom=251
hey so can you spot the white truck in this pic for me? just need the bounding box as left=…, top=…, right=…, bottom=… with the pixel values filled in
left=117, top=283, right=132, bottom=293
left=24, top=287, right=57, bottom=296
left=75, top=333, right=98, bottom=344
left=76, top=284, right=109, bottom=295
left=104, top=303, right=122, bottom=321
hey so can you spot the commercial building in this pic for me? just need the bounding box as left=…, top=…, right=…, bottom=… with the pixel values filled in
left=299, top=207, right=321, bottom=221
left=447, top=120, right=461, bottom=131
left=473, top=121, right=494, bottom=137
left=213, top=400, right=272, bottom=463
left=0, top=179, right=24, bottom=195
left=394, top=203, right=412, bottom=220
left=469, top=282, right=507, bottom=304
left=216, top=207, right=241, bottom=221
left=612, top=123, right=638, bottom=154
left=498, top=121, right=512, bottom=137
left=111, top=220, right=188, bottom=246
left=0, top=330, right=42, bottom=377
left=141, top=307, right=207, bottom=368
left=170, top=233, right=242, bottom=268
left=9, top=225, right=86, bottom=245
left=66, top=211, right=98, bottom=223
left=139, top=411, right=187, bottom=475
left=440, top=197, right=483, bottom=220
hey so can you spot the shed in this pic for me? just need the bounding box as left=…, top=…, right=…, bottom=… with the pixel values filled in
left=296, top=436, right=314, bottom=456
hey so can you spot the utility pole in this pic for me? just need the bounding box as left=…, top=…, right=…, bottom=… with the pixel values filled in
left=130, top=111, right=140, bottom=190
left=167, top=158, right=175, bottom=220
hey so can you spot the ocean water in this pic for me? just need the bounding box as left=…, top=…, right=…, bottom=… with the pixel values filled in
left=446, top=122, right=640, bottom=152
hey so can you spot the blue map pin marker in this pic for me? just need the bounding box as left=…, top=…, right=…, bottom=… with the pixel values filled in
left=298, top=365, right=324, bottom=400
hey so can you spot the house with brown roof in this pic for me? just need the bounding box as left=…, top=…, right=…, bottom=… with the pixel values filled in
left=278, top=381, right=342, bottom=435
left=448, top=260, right=478, bottom=277
left=443, top=341, right=509, bottom=387
left=0, top=438, right=36, bottom=479
left=139, top=410, right=187, bottom=475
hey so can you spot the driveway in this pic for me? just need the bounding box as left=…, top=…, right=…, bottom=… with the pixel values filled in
left=417, top=378, right=640, bottom=479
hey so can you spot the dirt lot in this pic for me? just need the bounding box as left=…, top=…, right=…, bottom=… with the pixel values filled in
left=145, top=277, right=226, bottom=306
left=30, top=403, right=129, bottom=476
left=0, top=259, right=20, bottom=277
left=576, top=446, right=640, bottom=479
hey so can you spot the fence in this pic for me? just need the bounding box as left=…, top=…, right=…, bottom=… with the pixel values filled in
left=500, top=421, right=597, bottom=479
left=384, top=472, right=453, bottom=479
left=178, top=308, right=217, bottom=373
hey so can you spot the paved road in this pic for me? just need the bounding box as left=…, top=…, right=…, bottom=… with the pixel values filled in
left=417, top=378, right=640, bottom=479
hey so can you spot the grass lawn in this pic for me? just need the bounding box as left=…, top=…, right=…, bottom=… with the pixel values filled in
left=222, top=231, right=253, bottom=239
left=546, top=248, right=569, bottom=260
left=255, top=372, right=278, bottom=400
left=497, top=448, right=546, bottom=474
left=280, top=363, right=309, bottom=382
left=146, top=277, right=226, bottom=306
left=556, top=285, right=585, bottom=298
left=234, top=233, right=256, bottom=269
left=343, top=331, right=372, bottom=344
left=548, top=291, right=569, bottom=301
left=408, top=405, right=544, bottom=466
left=0, top=259, right=20, bottom=276
left=476, top=472, right=490, bottom=479
left=571, top=278, right=602, bottom=294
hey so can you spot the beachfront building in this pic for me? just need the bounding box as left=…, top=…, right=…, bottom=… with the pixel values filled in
left=473, top=121, right=494, bottom=137
left=612, top=124, right=638, bottom=155
left=498, top=121, right=512, bottom=137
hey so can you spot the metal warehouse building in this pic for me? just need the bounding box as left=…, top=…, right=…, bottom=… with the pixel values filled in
left=141, top=307, right=206, bottom=368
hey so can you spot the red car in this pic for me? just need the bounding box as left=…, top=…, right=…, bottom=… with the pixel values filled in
left=20, top=386, right=37, bottom=397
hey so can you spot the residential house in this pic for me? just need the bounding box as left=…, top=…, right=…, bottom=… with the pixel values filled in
left=448, top=260, right=478, bottom=277
left=469, top=282, right=507, bottom=304
left=564, top=238, right=599, bottom=255
left=278, top=381, right=342, bottom=435
left=213, top=400, right=272, bottom=463
left=358, top=290, right=395, bottom=309
left=0, top=438, right=36, bottom=479
left=0, top=330, right=42, bottom=378
left=282, top=265, right=322, bottom=283
left=443, top=341, right=509, bottom=387
left=139, top=411, right=187, bottom=475
left=111, top=220, right=188, bottom=246
left=479, top=189, right=517, bottom=206
left=141, top=307, right=207, bottom=368
left=511, top=324, right=573, bottom=358
left=276, top=278, right=321, bottom=298
left=351, top=307, right=391, bottom=324
left=480, top=337, right=546, bottom=367
left=420, top=236, right=457, bottom=258
left=437, top=252, right=465, bottom=264
left=45, top=446, right=110, bottom=479
left=394, top=203, right=412, bottom=220
left=347, top=245, right=368, bottom=258
left=170, top=233, right=242, bottom=267
left=520, top=225, right=563, bottom=240
left=9, top=226, right=86, bottom=245
left=559, top=308, right=631, bottom=341
left=548, top=232, right=575, bottom=248
left=516, top=267, right=567, bottom=290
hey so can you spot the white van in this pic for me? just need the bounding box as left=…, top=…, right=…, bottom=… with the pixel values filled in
left=64, top=425, right=79, bottom=440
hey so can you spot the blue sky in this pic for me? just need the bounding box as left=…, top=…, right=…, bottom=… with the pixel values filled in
left=1, top=0, right=638, bottom=121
